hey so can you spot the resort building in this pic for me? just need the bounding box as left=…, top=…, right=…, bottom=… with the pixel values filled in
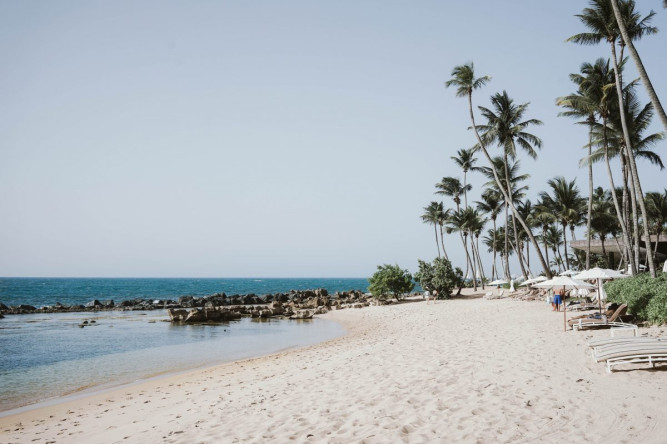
left=570, top=235, right=667, bottom=271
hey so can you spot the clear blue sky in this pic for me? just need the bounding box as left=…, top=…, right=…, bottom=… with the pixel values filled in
left=1, top=1, right=665, bottom=277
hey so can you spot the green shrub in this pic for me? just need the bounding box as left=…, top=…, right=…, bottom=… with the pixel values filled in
left=414, top=258, right=461, bottom=298
left=368, top=264, right=414, bottom=300
left=605, top=272, right=667, bottom=324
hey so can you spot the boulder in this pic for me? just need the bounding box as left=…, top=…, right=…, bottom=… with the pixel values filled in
left=167, top=308, right=189, bottom=322
left=18, top=304, right=37, bottom=311
left=290, top=309, right=313, bottom=320
left=178, top=296, right=195, bottom=308
left=184, top=309, right=206, bottom=323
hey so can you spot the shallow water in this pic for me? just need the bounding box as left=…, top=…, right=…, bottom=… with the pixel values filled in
left=0, top=310, right=344, bottom=413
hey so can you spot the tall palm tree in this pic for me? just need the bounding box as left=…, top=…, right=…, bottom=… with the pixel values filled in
left=610, top=0, right=666, bottom=131
left=476, top=91, right=543, bottom=279
left=645, top=189, right=667, bottom=257
left=543, top=225, right=565, bottom=273
left=476, top=190, right=502, bottom=280
left=574, top=58, right=635, bottom=274
left=435, top=206, right=452, bottom=261
left=421, top=202, right=443, bottom=258
left=450, top=148, right=481, bottom=208
left=446, top=208, right=478, bottom=290
left=557, top=62, right=600, bottom=269
left=445, top=63, right=552, bottom=278
left=479, top=157, right=530, bottom=278
left=590, top=187, right=619, bottom=264
left=435, top=176, right=474, bottom=278
left=569, top=0, right=658, bottom=277
left=538, top=177, right=585, bottom=271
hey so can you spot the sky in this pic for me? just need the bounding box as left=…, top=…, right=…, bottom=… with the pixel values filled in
left=1, top=0, right=665, bottom=278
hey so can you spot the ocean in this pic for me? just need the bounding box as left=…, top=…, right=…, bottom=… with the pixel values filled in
left=0, top=278, right=366, bottom=413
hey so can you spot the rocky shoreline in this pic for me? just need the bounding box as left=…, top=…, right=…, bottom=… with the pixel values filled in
left=0, top=288, right=376, bottom=321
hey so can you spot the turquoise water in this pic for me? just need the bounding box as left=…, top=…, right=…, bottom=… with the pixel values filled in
left=0, top=278, right=363, bottom=413
left=0, top=277, right=369, bottom=307
left=0, top=310, right=344, bottom=413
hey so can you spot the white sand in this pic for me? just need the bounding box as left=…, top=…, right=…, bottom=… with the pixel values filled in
left=2, top=294, right=667, bottom=443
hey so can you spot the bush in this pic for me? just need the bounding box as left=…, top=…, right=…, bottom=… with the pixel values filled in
left=368, top=264, right=414, bottom=300
left=605, top=272, right=667, bottom=324
left=414, top=258, right=461, bottom=298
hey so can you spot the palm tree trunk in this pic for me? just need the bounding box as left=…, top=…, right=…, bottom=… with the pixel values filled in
left=543, top=226, right=550, bottom=269
left=439, top=224, right=449, bottom=260
left=562, top=222, right=570, bottom=270
left=467, top=230, right=478, bottom=291
left=434, top=225, right=441, bottom=258
left=626, top=161, right=642, bottom=271
left=504, top=206, right=510, bottom=279
left=611, top=0, right=667, bottom=131
left=586, top=122, right=594, bottom=269
left=492, top=219, right=498, bottom=280
left=467, top=92, right=552, bottom=278
left=602, top=118, right=635, bottom=275
left=610, top=40, right=656, bottom=277
left=474, top=235, right=486, bottom=287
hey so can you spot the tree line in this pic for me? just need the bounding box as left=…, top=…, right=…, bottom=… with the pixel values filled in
left=421, top=0, right=666, bottom=283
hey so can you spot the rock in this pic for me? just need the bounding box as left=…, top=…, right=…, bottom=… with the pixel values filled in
left=184, top=309, right=206, bottom=323
left=18, top=304, right=37, bottom=311
left=178, top=296, right=195, bottom=308
left=101, top=300, right=115, bottom=308
left=290, top=309, right=313, bottom=320
left=85, top=300, right=102, bottom=308
left=0, top=302, right=8, bottom=310
left=167, top=308, right=189, bottom=322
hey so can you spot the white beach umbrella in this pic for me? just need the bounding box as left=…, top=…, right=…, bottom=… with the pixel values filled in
left=663, top=261, right=667, bottom=272
left=534, top=277, right=595, bottom=331
left=519, top=276, right=548, bottom=287
left=573, top=268, right=629, bottom=314
left=488, top=279, right=508, bottom=286
left=559, top=269, right=578, bottom=276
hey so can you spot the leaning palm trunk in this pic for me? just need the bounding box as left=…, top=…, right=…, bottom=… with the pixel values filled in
left=609, top=40, right=656, bottom=277
left=467, top=230, right=478, bottom=291
left=434, top=225, right=441, bottom=258
left=439, top=224, right=449, bottom=260
left=562, top=222, right=570, bottom=270
left=504, top=206, right=511, bottom=279
left=473, top=234, right=486, bottom=289
left=626, top=160, right=641, bottom=270
left=586, top=123, right=594, bottom=269
left=467, top=94, right=552, bottom=278
left=611, top=0, right=667, bottom=131
left=602, top=118, right=635, bottom=275
left=503, top=154, right=528, bottom=279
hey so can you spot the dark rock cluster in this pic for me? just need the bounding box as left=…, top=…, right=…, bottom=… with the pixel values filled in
left=0, top=289, right=372, bottom=320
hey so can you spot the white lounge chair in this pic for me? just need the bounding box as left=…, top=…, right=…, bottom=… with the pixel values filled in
left=570, top=304, right=636, bottom=333
left=593, top=343, right=667, bottom=372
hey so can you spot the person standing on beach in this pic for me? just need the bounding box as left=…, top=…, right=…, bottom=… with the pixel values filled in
left=424, top=290, right=430, bottom=303
left=553, top=292, right=562, bottom=312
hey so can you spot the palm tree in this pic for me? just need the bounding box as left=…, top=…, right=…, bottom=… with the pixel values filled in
left=590, top=187, right=618, bottom=264
left=446, top=208, right=478, bottom=290
left=538, top=177, right=585, bottom=271
left=573, top=58, right=635, bottom=274
left=421, top=202, right=443, bottom=258
left=476, top=91, right=542, bottom=279
left=435, top=176, right=474, bottom=279
left=645, top=189, right=667, bottom=257
left=479, top=157, right=530, bottom=278
left=476, top=190, right=502, bottom=280
left=569, top=0, right=658, bottom=277
left=435, top=206, right=452, bottom=261
left=557, top=62, right=600, bottom=269
left=543, top=225, right=565, bottom=273
left=450, top=148, right=481, bottom=208
left=610, top=0, right=666, bottom=131
left=445, top=63, right=552, bottom=278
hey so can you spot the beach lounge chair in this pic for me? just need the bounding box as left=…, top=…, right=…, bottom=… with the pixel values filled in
left=569, top=304, right=637, bottom=333
left=592, top=343, right=667, bottom=372
left=588, top=337, right=665, bottom=358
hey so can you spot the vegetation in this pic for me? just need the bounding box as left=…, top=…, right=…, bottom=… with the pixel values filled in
left=368, top=264, right=414, bottom=300
left=605, top=273, right=667, bottom=324
left=414, top=258, right=462, bottom=299
left=415, top=1, right=665, bottom=287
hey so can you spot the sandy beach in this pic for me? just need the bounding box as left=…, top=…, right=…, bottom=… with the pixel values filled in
left=2, top=292, right=666, bottom=443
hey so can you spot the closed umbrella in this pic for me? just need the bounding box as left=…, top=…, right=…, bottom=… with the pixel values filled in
left=534, top=277, right=595, bottom=331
